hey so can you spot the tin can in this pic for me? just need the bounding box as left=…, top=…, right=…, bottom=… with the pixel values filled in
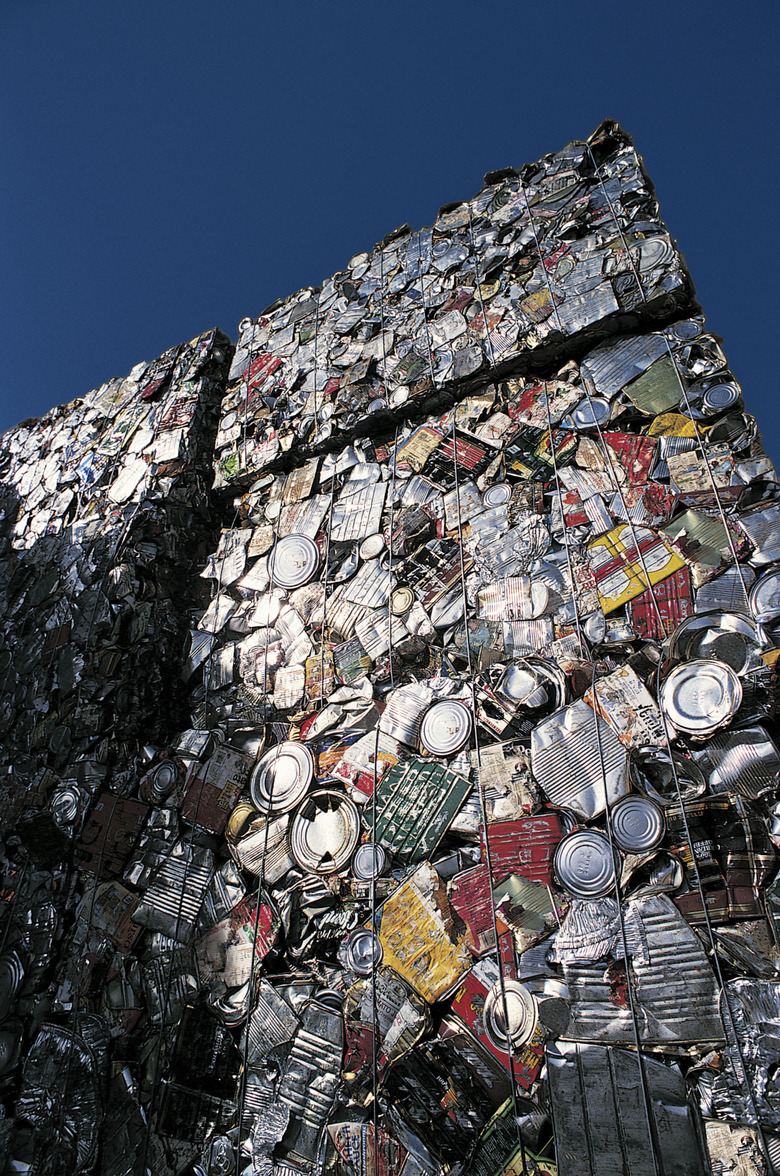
left=609, top=794, right=666, bottom=852
left=289, top=790, right=361, bottom=873
left=359, top=533, right=385, bottom=560
left=482, top=482, right=512, bottom=508
left=659, top=658, right=742, bottom=736
left=482, top=979, right=539, bottom=1052
left=390, top=585, right=415, bottom=616
left=352, top=841, right=388, bottom=880
left=419, top=699, right=473, bottom=755
left=554, top=829, right=617, bottom=898
left=269, top=533, right=320, bottom=589
left=250, top=741, right=314, bottom=814
left=749, top=567, right=780, bottom=624
left=343, top=928, right=383, bottom=975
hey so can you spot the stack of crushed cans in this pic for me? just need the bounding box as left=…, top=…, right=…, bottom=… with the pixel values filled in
left=1, top=120, right=780, bottom=1176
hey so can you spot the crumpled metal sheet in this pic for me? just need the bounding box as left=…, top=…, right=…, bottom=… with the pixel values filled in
left=547, top=1040, right=705, bottom=1176
left=562, top=894, right=725, bottom=1045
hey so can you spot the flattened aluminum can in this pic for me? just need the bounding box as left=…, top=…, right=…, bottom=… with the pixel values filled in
left=250, top=741, right=314, bottom=814
left=659, top=658, right=742, bottom=736
left=352, top=841, right=388, bottom=880
left=483, top=980, right=538, bottom=1052
left=290, top=790, right=361, bottom=873
left=610, top=795, right=665, bottom=852
left=269, top=533, right=320, bottom=589
left=554, top=830, right=616, bottom=898
left=419, top=699, right=473, bottom=755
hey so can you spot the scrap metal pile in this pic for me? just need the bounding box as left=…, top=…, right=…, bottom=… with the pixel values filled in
left=1, top=121, right=780, bottom=1175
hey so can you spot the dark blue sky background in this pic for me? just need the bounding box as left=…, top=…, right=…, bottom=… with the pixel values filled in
left=2, top=1, right=778, bottom=459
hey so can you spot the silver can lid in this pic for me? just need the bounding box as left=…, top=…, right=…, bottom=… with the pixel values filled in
left=750, top=569, right=780, bottom=625
left=419, top=699, right=473, bottom=756
left=344, top=928, right=383, bottom=976
left=149, top=761, right=178, bottom=801
left=483, top=482, right=512, bottom=508
left=700, top=381, right=740, bottom=414
left=554, top=830, right=616, bottom=898
left=390, top=586, right=415, bottom=616
left=569, top=397, right=611, bottom=430
left=483, top=980, right=538, bottom=1052
left=352, top=841, right=388, bottom=880
left=637, top=235, right=674, bottom=271
left=269, top=533, right=320, bottom=589
left=610, top=795, right=666, bottom=852
left=359, top=533, right=385, bottom=560
left=290, top=790, right=361, bottom=873
left=250, top=741, right=314, bottom=814
left=659, top=659, right=742, bottom=735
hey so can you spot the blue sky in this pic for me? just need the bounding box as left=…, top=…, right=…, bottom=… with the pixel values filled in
left=2, top=0, right=778, bottom=459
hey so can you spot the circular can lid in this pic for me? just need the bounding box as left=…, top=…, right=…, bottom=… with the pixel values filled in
left=344, top=928, right=383, bottom=976
left=359, top=533, right=385, bottom=560
left=483, top=981, right=538, bottom=1052
left=149, top=761, right=178, bottom=800
left=569, top=397, right=611, bottom=430
left=637, top=235, right=674, bottom=271
left=352, top=841, right=388, bottom=880
left=290, top=790, right=361, bottom=873
left=700, top=381, right=740, bottom=414
left=419, top=699, right=473, bottom=756
left=269, top=534, right=320, bottom=589
left=390, top=586, right=415, bottom=616
left=554, top=830, right=616, bottom=898
left=750, top=569, right=780, bottom=625
left=483, top=482, right=512, bottom=508
left=667, top=320, right=701, bottom=342
left=660, top=659, right=742, bottom=735
left=610, top=795, right=666, bottom=852
left=250, top=742, right=314, bottom=814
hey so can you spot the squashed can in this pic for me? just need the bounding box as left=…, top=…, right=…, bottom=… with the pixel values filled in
left=554, top=829, right=617, bottom=898
left=609, top=794, right=666, bottom=852
left=250, top=741, right=314, bottom=814
left=659, top=658, right=742, bottom=736
left=269, top=533, right=320, bottom=589
left=419, top=699, right=473, bottom=755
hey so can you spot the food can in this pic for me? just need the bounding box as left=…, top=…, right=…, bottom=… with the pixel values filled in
left=419, top=699, right=473, bottom=756
left=482, top=482, right=512, bottom=508
left=568, top=397, right=611, bottom=430
left=359, top=533, right=385, bottom=560
left=390, top=585, right=415, bottom=616
left=343, top=928, right=383, bottom=976
left=749, top=568, right=780, bottom=625
left=659, top=659, right=742, bottom=736
left=352, top=841, right=388, bottom=880
left=554, top=829, right=617, bottom=898
left=290, top=790, right=361, bottom=873
left=269, top=533, right=320, bottom=589
left=250, top=741, right=314, bottom=814
left=482, top=979, right=538, bottom=1052
left=610, top=794, right=666, bottom=852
